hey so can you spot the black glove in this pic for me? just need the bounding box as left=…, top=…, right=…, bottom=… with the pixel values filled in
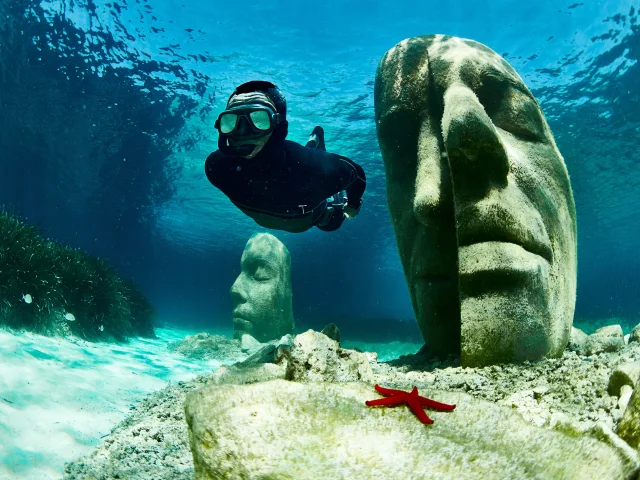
left=317, top=191, right=347, bottom=227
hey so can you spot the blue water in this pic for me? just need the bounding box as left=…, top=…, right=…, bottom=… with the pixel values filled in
left=0, top=0, right=638, bottom=336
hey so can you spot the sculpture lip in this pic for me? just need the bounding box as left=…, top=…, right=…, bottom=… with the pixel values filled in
left=456, top=205, right=553, bottom=264
left=232, top=315, right=253, bottom=326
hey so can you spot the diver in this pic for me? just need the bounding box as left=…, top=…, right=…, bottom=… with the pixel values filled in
left=204, top=80, right=366, bottom=233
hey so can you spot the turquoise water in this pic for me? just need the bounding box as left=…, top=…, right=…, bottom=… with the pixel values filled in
left=1, top=0, right=639, bottom=478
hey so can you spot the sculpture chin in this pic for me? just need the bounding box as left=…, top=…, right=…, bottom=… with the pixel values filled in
left=233, top=317, right=254, bottom=336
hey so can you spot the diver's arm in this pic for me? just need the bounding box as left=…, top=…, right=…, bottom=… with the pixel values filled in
left=338, top=155, right=366, bottom=212
left=204, top=152, right=221, bottom=189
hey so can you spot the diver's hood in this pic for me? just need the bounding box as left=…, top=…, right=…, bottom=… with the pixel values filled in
left=218, top=120, right=289, bottom=158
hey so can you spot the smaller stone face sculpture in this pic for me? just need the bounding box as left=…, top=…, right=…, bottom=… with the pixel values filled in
left=230, top=233, right=295, bottom=343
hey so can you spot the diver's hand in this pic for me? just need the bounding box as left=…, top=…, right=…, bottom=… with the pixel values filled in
left=344, top=200, right=362, bottom=219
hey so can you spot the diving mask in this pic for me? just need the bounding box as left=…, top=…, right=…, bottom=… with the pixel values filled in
left=215, top=104, right=283, bottom=136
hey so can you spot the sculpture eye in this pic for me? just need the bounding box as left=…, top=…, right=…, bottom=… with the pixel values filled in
left=376, top=109, right=420, bottom=178
left=253, top=265, right=273, bottom=281
left=476, top=75, right=545, bottom=142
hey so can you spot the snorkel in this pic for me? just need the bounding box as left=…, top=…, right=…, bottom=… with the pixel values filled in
left=217, top=81, right=289, bottom=158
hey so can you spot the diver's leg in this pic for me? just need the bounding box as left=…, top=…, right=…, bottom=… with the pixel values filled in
left=305, top=126, right=326, bottom=151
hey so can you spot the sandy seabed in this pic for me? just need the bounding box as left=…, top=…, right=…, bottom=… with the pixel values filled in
left=0, top=327, right=223, bottom=480
left=0, top=325, right=421, bottom=479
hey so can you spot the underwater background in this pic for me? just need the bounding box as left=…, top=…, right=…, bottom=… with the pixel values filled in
left=1, top=0, right=640, bottom=478
left=1, top=0, right=638, bottom=337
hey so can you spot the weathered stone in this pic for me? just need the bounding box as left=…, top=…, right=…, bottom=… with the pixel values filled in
left=586, top=325, right=625, bottom=356
left=567, top=327, right=589, bottom=355
left=206, top=363, right=286, bottom=386
left=320, top=322, right=340, bottom=344
left=167, top=333, right=243, bottom=362
left=184, top=380, right=637, bottom=480
left=375, top=35, right=577, bottom=367
left=620, top=385, right=634, bottom=411
left=284, top=330, right=374, bottom=383
left=230, top=233, right=295, bottom=342
left=240, top=333, right=262, bottom=353
left=630, top=324, right=640, bottom=344
left=608, top=361, right=640, bottom=396
left=618, top=388, right=640, bottom=450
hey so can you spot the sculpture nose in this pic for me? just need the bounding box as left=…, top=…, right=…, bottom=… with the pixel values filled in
left=230, top=278, right=247, bottom=303
left=442, top=84, right=510, bottom=199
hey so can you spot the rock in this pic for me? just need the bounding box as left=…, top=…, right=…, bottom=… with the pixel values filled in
left=240, top=333, right=262, bottom=353
left=630, top=324, right=640, bottom=344
left=374, top=35, right=577, bottom=366
left=619, top=385, right=634, bottom=411
left=586, top=325, right=625, bottom=356
left=167, top=333, right=243, bottom=362
left=567, top=327, right=588, bottom=355
left=206, top=363, right=286, bottom=386
left=587, top=422, right=640, bottom=472
left=184, top=380, right=637, bottom=480
left=238, top=343, right=277, bottom=365
left=230, top=233, right=295, bottom=342
left=617, top=389, right=640, bottom=449
left=532, top=385, right=549, bottom=400
left=284, top=330, right=374, bottom=383
left=608, top=361, right=640, bottom=396
left=625, top=334, right=631, bottom=344
left=320, top=322, right=340, bottom=344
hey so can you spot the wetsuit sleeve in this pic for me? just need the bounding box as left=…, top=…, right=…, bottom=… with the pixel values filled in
left=339, top=155, right=366, bottom=209
left=204, top=151, right=223, bottom=189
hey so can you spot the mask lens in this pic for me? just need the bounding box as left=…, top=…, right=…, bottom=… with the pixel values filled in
left=249, top=110, right=271, bottom=131
left=219, top=113, right=238, bottom=134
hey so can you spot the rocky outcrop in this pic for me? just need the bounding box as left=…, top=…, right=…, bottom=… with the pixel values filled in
left=184, top=380, right=637, bottom=480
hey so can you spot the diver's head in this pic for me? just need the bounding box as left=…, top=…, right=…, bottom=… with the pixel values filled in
left=216, top=80, right=288, bottom=158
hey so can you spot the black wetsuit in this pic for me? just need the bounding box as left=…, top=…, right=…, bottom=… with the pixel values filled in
left=205, top=134, right=366, bottom=233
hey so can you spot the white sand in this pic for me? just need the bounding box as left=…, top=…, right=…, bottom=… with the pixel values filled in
left=0, top=325, right=421, bottom=479
left=0, top=327, right=224, bottom=480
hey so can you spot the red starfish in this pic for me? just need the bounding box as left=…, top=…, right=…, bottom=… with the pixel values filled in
left=365, top=384, right=456, bottom=424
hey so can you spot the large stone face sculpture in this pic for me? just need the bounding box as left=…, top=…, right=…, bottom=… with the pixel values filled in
left=374, top=35, right=577, bottom=366
left=230, top=233, right=295, bottom=343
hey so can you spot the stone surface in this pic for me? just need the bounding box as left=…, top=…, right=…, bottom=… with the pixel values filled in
left=630, top=324, right=640, bottom=344
left=320, top=322, right=340, bottom=344
left=568, top=327, right=589, bottom=355
left=167, top=333, right=244, bottom=362
left=587, top=325, right=625, bottom=356
left=240, top=333, right=262, bottom=353
left=284, top=329, right=374, bottom=383
left=618, top=388, right=640, bottom=450
left=65, top=338, right=640, bottom=479
left=620, top=385, right=634, bottom=411
left=609, top=361, right=640, bottom=396
left=230, top=233, right=295, bottom=342
left=375, top=35, right=577, bottom=366
left=185, top=380, right=637, bottom=480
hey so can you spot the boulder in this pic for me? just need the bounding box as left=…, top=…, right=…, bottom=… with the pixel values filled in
left=586, top=325, right=625, bottom=356
left=285, top=330, right=374, bottom=383
left=617, top=389, right=640, bottom=450
left=184, top=380, right=638, bottom=480
left=567, top=327, right=589, bottom=355
left=608, top=361, right=640, bottom=396
left=630, top=324, right=640, bottom=344
left=167, top=333, right=243, bottom=362
left=240, top=333, right=262, bottom=353
left=320, top=322, right=341, bottom=344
